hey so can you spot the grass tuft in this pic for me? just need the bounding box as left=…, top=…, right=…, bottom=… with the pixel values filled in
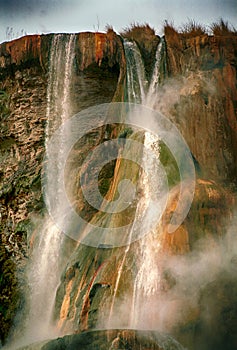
left=210, top=18, right=237, bottom=36
left=105, top=24, right=114, bottom=34
left=120, top=22, right=156, bottom=40
left=164, top=20, right=179, bottom=37
left=180, top=19, right=206, bottom=37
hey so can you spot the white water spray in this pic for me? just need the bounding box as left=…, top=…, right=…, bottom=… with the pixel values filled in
left=146, top=38, right=165, bottom=107
left=129, top=38, right=166, bottom=328
left=107, top=38, right=167, bottom=328
left=16, top=34, right=76, bottom=346
left=123, top=39, right=148, bottom=104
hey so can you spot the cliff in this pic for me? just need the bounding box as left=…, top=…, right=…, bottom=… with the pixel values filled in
left=0, top=27, right=237, bottom=350
left=164, top=30, right=237, bottom=185
left=0, top=31, right=125, bottom=345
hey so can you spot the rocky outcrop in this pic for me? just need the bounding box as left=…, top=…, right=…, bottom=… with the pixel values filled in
left=0, top=54, right=47, bottom=345
left=163, top=31, right=237, bottom=185
left=17, top=329, right=185, bottom=350
left=161, top=178, right=235, bottom=254
left=0, top=35, right=49, bottom=73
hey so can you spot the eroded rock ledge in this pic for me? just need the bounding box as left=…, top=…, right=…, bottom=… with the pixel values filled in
left=18, top=329, right=185, bottom=350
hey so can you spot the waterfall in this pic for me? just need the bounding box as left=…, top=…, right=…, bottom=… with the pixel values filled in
left=124, top=37, right=165, bottom=107
left=146, top=37, right=165, bottom=107
left=106, top=37, right=167, bottom=329
left=123, top=39, right=148, bottom=104
left=127, top=39, right=165, bottom=329
left=16, top=34, right=76, bottom=346
left=9, top=34, right=168, bottom=346
left=130, top=134, right=164, bottom=328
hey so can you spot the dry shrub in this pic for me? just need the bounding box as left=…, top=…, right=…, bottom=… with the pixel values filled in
left=121, top=22, right=156, bottom=41
left=180, top=19, right=206, bottom=38
left=120, top=22, right=159, bottom=80
left=210, top=19, right=237, bottom=36
left=105, top=24, right=114, bottom=34
left=164, top=20, right=179, bottom=37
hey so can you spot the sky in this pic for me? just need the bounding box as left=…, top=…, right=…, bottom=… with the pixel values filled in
left=0, top=0, right=237, bottom=43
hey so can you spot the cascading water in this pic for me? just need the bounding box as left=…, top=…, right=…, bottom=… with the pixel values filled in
left=130, top=135, right=164, bottom=329
left=9, top=34, right=170, bottom=347
left=123, top=39, right=148, bottom=104
left=13, top=34, right=76, bottom=347
left=107, top=37, right=167, bottom=328
left=129, top=37, right=167, bottom=329
left=123, top=37, right=165, bottom=107
left=146, top=37, right=166, bottom=107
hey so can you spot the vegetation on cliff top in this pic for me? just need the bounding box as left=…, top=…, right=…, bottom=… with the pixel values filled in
left=120, top=23, right=159, bottom=81
left=121, top=22, right=156, bottom=40
left=164, top=18, right=237, bottom=37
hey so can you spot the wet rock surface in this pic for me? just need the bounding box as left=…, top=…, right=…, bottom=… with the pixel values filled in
left=17, top=329, right=185, bottom=350
left=0, top=32, right=125, bottom=344
left=164, top=32, right=237, bottom=185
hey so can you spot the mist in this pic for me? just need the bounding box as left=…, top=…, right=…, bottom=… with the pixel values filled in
left=97, top=211, right=237, bottom=349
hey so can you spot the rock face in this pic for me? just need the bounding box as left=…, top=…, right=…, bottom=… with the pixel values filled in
left=0, top=37, right=48, bottom=346
left=0, top=31, right=125, bottom=345
left=0, top=27, right=237, bottom=350
left=17, top=330, right=185, bottom=350
left=52, top=179, right=236, bottom=342
left=163, top=31, right=237, bottom=185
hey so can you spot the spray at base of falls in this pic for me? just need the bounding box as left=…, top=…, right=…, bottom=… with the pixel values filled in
left=9, top=34, right=76, bottom=348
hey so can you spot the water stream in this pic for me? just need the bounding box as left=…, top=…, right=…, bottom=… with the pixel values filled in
left=129, top=37, right=166, bottom=328
left=107, top=37, right=167, bottom=328
left=15, top=34, right=76, bottom=347
left=123, top=39, right=147, bottom=104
